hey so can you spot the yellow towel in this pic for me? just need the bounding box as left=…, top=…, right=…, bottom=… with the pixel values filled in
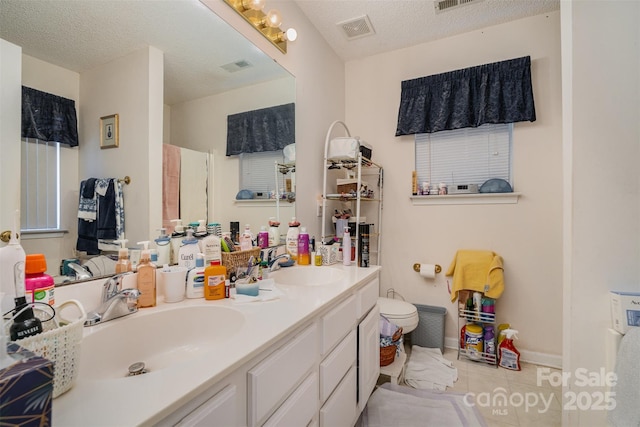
left=446, top=250, right=504, bottom=302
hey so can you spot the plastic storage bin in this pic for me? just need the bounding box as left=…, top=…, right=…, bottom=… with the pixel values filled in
left=411, top=304, right=447, bottom=353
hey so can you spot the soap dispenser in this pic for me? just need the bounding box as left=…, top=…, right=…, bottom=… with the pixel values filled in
left=154, top=228, right=171, bottom=266
left=114, top=239, right=132, bottom=274
left=170, top=219, right=186, bottom=265
left=178, top=229, right=199, bottom=269
left=136, top=241, right=156, bottom=308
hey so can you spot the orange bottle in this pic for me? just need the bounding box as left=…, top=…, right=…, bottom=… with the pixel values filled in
left=204, top=260, right=226, bottom=300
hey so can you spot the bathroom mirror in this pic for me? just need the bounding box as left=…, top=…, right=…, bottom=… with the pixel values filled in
left=0, top=0, right=295, bottom=285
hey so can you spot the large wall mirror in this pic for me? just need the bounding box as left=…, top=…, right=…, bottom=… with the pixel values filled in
left=0, top=0, right=295, bottom=286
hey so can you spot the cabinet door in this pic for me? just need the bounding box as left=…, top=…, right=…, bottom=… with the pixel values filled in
left=319, top=366, right=357, bottom=427
left=321, top=295, right=356, bottom=356
left=356, top=275, right=379, bottom=320
left=358, top=305, right=380, bottom=412
left=320, top=330, right=356, bottom=403
left=175, top=384, right=236, bottom=427
left=263, top=372, right=318, bottom=427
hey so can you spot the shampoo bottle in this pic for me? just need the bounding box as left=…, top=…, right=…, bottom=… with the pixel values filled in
left=178, top=229, right=200, bottom=269
left=204, top=260, right=227, bottom=300
left=268, top=217, right=280, bottom=247
left=258, top=226, right=269, bottom=249
left=136, top=241, right=156, bottom=308
left=154, top=228, right=171, bottom=266
left=498, top=329, right=521, bottom=370
left=286, top=217, right=300, bottom=261
left=186, top=253, right=206, bottom=299
left=342, top=226, right=351, bottom=266
left=297, top=227, right=310, bottom=265
left=239, top=224, right=253, bottom=251
left=115, top=239, right=132, bottom=274
left=170, top=219, right=186, bottom=265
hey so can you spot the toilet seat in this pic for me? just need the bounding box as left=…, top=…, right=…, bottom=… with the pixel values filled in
left=377, top=297, right=419, bottom=334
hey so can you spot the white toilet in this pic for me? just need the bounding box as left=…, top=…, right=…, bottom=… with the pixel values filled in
left=377, top=297, right=419, bottom=334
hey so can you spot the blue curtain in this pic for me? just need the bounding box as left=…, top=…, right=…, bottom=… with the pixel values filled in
left=22, top=86, right=79, bottom=147
left=395, top=56, right=536, bottom=136
left=226, top=103, right=295, bottom=156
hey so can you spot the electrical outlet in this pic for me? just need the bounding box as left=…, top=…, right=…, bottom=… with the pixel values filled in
left=316, top=201, right=323, bottom=217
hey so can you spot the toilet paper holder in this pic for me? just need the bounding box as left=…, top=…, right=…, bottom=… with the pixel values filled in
left=413, top=263, right=442, bottom=274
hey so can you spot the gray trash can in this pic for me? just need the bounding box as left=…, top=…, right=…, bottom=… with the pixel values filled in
left=411, top=304, right=447, bottom=353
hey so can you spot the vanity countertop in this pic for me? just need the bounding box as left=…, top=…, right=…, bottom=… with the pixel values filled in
left=52, top=264, right=380, bottom=426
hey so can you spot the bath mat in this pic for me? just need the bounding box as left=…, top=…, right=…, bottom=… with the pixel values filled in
left=404, top=345, right=458, bottom=391
left=362, top=383, right=486, bottom=427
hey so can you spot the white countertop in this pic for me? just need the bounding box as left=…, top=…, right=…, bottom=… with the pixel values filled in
left=52, top=264, right=380, bottom=426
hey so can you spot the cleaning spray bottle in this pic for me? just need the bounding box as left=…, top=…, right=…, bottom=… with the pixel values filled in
left=178, top=229, right=200, bottom=269
left=154, top=228, right=171, bottom=266
left=498, top=329, right=521, bottom=371
left=170, top=219, right=186, bottom=265
left=136, top=241, right=156, bottom=308
left=114, top=239, right=132, bottom=274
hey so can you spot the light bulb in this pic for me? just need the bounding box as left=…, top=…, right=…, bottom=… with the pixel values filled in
left=283, top=28, right=297, bottom=42
left=241, top=0, right=265, bottom=11
left=265, top=9, right=282, bottom=28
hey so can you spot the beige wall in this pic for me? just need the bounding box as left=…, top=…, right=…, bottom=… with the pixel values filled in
left=345, top=12, right=563, bottom=364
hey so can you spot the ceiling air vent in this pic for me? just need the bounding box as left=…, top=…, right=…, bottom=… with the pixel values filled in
left=434, top=0, right=483, bottom=14
left=220, top=60, right=252, bottom=73
left=336, top=15, right=375, bottom=40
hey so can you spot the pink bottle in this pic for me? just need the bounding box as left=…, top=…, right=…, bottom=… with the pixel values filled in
left=25, top=254, right=55, bottom=306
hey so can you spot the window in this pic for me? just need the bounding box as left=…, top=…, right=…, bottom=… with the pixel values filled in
left=239, top=150, right=286, bottom=197
left=21, top=138, right=60, bottom=231
left=415, top=123, right=512, bottom=191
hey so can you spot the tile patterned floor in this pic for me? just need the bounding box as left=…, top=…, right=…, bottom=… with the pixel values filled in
left=375, top=347, right=563, bottom=427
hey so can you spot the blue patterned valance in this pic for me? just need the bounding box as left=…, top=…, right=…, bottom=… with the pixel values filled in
left=226, top=103, right=295, bottom=156
left=395, top=56, right=536, bottom=136
left=22, top=86, right=79, bottom=147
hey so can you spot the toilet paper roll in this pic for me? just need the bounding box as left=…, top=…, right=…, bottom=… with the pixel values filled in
left=418, top=263, right=437, bottom=279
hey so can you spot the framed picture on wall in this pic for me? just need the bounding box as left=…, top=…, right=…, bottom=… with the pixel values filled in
left=100, top=114, right=119, bottom=149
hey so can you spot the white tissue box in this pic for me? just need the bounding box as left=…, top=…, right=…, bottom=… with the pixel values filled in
left=610, top=291, right=640, bottom=334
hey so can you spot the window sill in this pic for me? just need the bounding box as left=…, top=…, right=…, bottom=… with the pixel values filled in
left=21, top=229, right=68, bottom=239
left=410, top=192, right=521, bottom=205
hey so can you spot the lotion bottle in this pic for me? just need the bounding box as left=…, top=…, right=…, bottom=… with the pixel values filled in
left=136, top=241, right=156, bottom=308
left=204, top=260, right=227, bottom=300
left=178, top=229, right=199, bottom=269
left=186, top=253, right=206, bottom=299
left=154, top=228, right=171, bottom=266
left=115, top=239, right=132, bottom=274
left=239, top=224, right=253, bottom=251
left=268, top=217, right=280, bottom=247
left=342, top=226, right=351, bottom=266
left=201, top=230, right=222, bottom=266
left=286, top=217, right=300, bottom=261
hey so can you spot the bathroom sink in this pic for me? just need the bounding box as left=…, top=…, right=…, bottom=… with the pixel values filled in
left=77, top=305, right=245, bottom=381
left=269, top=266, right=345, bottom=286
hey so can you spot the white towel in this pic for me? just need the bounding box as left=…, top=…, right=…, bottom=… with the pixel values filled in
left=609, top=327, right=640, bottom=426
left=404, top=345, right=458, bottom=391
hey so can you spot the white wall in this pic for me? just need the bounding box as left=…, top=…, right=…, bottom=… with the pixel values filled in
left=345, top=12, right=563, bottom=364
left=562, top=1, right=640, bottom=425
left=20, top=55, right=80, bottom=275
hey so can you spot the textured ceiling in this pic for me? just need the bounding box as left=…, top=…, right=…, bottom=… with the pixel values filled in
left=0, top=0, right=560, bottom=105
left=294, top=0, right=560, bottom=61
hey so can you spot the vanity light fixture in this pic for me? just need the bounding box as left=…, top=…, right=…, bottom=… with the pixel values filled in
left=223, top=0, right=296, bottom=53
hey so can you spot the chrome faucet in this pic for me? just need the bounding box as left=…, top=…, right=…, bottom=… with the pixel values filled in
left=85, top=272, right=140, bottom=326
left=269, top=253, right=291, bottom=271
left=67, top=262, right=93, bottom=280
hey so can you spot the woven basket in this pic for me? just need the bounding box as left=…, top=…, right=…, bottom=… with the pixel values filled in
left=13, top=299, right=86, bottom=398
left=221, top=247, right=261, bottom=277
left=380, top=327, right=403, bottom=367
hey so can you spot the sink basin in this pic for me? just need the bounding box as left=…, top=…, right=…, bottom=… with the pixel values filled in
left=78, top=305, right=245, bottom=381
left=269, top=266, right=345, bottom=286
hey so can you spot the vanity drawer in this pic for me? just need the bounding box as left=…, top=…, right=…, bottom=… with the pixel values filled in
left=248, top=323, right=318, bottom=427
left=321, top=295, right=356, bottom=356
left=319, top=329, right=356, bottom=403
left=263, top=372, right=318, bottom=427
left=356, top=275, right=379, bottom=319
left=319, top=366, right=357, bottom=427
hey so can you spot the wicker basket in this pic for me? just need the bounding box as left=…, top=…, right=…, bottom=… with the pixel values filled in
left=380, top=327, right=403, bottom=367
left=12, top=299, right=86, bottom=398
left=221, top=247, right=262, bottom=277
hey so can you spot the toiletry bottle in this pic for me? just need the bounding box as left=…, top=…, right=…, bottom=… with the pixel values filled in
left=258, top=226, right=269, bottom=249
left=204, top=260, right=227, bottom=300
left=484, top=325, right=496, bottom=361
left=186, top=253, right=206, bottom=299
left=498, top=329, right=521, bottom=370
left=286, top=217, right=300, bottom=261
left=178, top=229, right=200, bottom=269
left=170, top=219, right=186, bottom=265
left=194, top=219, right=208, bottom=242
left=24, top=254, right=55, bottom=306
left=342, top=226, right=351, bottom=266
left=268, top=217, right=280, bottom=247
left=297, top=227, right=310, bottom=265
left=136, top=241, right=157, bottom=308
left=201, top=230, right=222, bottom=266
left=154, top=228, right=171, bottom=266
left=0, top=211, right=25, bottom=315
left=115, top=239, right=132, bottom=274
left=230, top=221, right=240, bottom=245
left=239, top=224, right=253, bottom=251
